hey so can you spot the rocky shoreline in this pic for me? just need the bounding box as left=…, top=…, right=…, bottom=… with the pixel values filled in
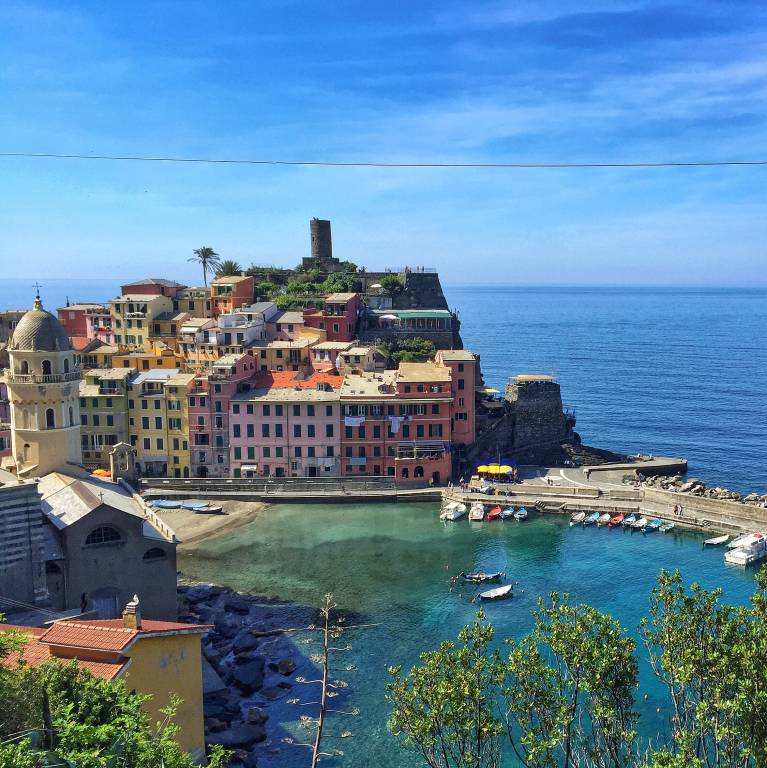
left=178, top=582, right=324, bottom=768
left=628, top=474, right=767, bottom=507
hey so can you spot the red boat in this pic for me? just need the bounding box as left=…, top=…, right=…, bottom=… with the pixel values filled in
left=608, top=513, right=625, bottom=528
left=487, top=505, right=502, bottom=521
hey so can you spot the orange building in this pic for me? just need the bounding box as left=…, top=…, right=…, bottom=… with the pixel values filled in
left=210, top=275, right=254, bottom=317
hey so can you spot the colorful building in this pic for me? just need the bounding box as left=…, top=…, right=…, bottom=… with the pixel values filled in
left=57, top=303, right=113, bottom=343
left=119, top=278, right=186, bottom=299
left=303, top=292, right=361, bottom=342
left=229, top=371, right=343, bottom=478
left=1, top=598, right=209, bottom=761
left=435, top=349, right=478, bottom=446
left=112, top=343, right=182, bottom=371
left=165, top=372, right=196, bottom=478
left=111, top=294, right=174, bottom=347
left=210, top=274, right=254, bottom=317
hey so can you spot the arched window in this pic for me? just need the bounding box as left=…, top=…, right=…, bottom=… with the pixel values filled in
left=42, top=360, right=52, bottom=375
left=414, top=465, right=424, bottom=478
left=84, top=526, right=122, bottom=546
left=64, top=359, right=70, bottom=373
left=401, top=467, right=409, bottom=478
left=143, top=547, right=167, bottom=562
left=69, top=406, right=74, bottom=426
left=20, top=360, right=29, bottom=375
left=45, top=408, right=55, bottom=429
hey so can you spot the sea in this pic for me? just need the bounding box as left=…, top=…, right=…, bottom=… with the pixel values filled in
left=1, top=280, right=765, bottom=765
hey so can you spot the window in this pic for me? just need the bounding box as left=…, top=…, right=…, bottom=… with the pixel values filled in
left=308, top=404, right=315, bottom=417
left=373, top=446, right=381, bottom=457
left=404, top=385, right=411, bottom=393
left=261, top=424, right=270, bottom=438
left=247, top=447, right=255, bottom=460
left=308, top=446, right=315, bottom=457
left=326, top=446, right=334, bottom=457
left=275, top=405, right=283, bottom=416
left=345, top=426, right=352, bottom=439
left=233, top=404, right=240, bottom=414
left=432, top=404, right=439, bottom=414
left=416, top=425, right=424, bottom=437
left=233, top=424, right=241, bottom=437
left=295, top=447, right=302, bottom=457
left=326, top=424, right=334, bottom=438
left=358, top=426, right=365, bottom=439
left=42, top=359, right=52, bottom=375
left=143, top=547, right=166, bottom=562
left=155, top=417, right=162, bottom=429
left=247, top=424, right=254, bottom=438
left=275, top=447, right=283, bottom=458
left=247, top=404, right=254, bottom=414
left=293, top=424, right=301, bottom=438
left=45, top=408, right=55, bottom=428
left=417, top=384, right=425, bottom=392
left=84, top=526, right=122, bottom=546
left=80, top=397, right=86, bottom=407
left=345, top=447, right=353, bottom=457
left=263, top=404, right=270, bottom=416
left=81, top=414, right=88, bottom=425
left=93, top=414, right=100, bottom=427
left=458, top=379, right=465, bottom=390
left=263, top=447, right=270, bottom=457
left=373, top=425, right=380, bottom=438
left=307, top=424, right=315, bottom=438
left=156, top=438, right=164, bottom=449
left=293, top=404, right=300, bottom=417
left=275, top=424, right=283, bottom=437
left=234, top=447, right=242, bottom=459
left=458, top=363, right=465, bottom=372
left=143, top=438, right=150, bottom=449
left=154, top=400, right=161, bottom=410
left=141, top=399, right=148, bottom=409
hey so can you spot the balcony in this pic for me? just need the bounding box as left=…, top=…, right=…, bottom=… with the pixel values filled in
left=8, top=371, right=81, bottom=384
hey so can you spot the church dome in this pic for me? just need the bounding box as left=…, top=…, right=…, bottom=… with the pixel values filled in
left=10, top=296, right=72, bottom=352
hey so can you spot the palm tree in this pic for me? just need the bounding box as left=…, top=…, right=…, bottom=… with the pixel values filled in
left=188, top=246, right=221, bottom=287
left=215, top=259, right=243, bottom=277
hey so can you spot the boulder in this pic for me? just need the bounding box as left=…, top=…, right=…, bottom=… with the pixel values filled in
left=207, top=722, right=266, bottom=749
left=205, top=718, right=227, bottom=733
left=233, top=657, right=266, bottom=694
left=233, top=631, right=260, bottom=655
left=260, top=682, right=291, bottom=700
left=225, top=596, right=252, bottom=615
left=246, top=706, right=269, bottom=725
left=214, top=616, right=239, bottom=638
left=277, top=658, right=296, bottom=677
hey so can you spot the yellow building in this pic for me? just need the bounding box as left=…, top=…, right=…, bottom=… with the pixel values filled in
left=111, top=293, right=174, bottom=347
left=4, top=598, right=209, bottom=761
left=78, top=368, right=133, bottom=467
left=165, top=372, right=195, bottom=478
left=113, top=342, right=183, bottom=371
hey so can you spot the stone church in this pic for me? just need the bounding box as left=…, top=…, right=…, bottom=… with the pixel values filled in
left=0, top=295, right=178, bottom=621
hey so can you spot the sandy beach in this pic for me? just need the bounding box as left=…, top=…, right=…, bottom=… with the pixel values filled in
left=153, top=500, right=267, bottom=550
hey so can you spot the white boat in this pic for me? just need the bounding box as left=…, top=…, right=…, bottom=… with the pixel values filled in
left=724, top=534, right=767, bottom=566
left=440, top=502, right=467, bottom=521
left=513, top=508, right=528, bottom=521
left=583, top=512, right=600, bottom=526
left=704, top=534, right=729, bottom=547
left=479, top=584, right=513, bottom=601
left=596, top=513, right=612, bottom=527
left=631, top=517, right=648, bottom=529
left=570, top=512, right=586, bottom=526
left=469, top=502, right=485, bottom=521
left=727, top=532, right=760, bottom=549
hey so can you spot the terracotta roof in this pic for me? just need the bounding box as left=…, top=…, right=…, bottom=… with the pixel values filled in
left=70, top=335, right=92, bottom=351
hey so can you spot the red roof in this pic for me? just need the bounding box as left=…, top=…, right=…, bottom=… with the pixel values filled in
left=253, top=370, right=343, bottom=391
left=70, top=335, right=92, bottom=351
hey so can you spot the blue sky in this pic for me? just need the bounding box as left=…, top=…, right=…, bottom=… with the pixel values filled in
left=0, top=1, right=765, bottom=285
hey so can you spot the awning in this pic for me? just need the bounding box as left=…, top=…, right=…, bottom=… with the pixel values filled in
left=240, top=465, right=259, bottom=472
left=396, top=311, right=452, bottom=319
left=379, top=314, right=399, bottom=321
left=369, top=283, right=383, bottom=289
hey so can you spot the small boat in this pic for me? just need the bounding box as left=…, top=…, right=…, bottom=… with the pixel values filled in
left=513, top=507, right=528, bottom=521
left=704, top=533, right=729, bottom=547
left=479, top=584, right=513, bottom=601
left=487, top=506, right=502, bottom=521
left=469, top=502, right=485, bottom=521
left=608, top=513, right=625, bottom=528
left=195, top=504, right=223, bottom=514
left=622, top=514, right=637, bottom=528
left=478, top=482, right=493, bottom=494
left=632, top=517, right=648, bottom=530
left=461, top=571, right=503, bottom=583
left=440, top=502, right=467, bottom=521
left=583, top=512, right=600, bottom=526
left=151, top=499, right=182, bottom=509
left=570, top=512, right=586, bottom=526
left=659, top=522, right=675, bottom=533
left=596, top=513, right=612, bottom=527
left=725, top=533, right=767, bottom=566
left=500, top=507, right=515, bottom=520
left=643, top=518, right=662, bottom=533
left=181, top=500, right=211, bottom=510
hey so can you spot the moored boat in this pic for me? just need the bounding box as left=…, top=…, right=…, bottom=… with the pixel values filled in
left=659, top=522, right=675, bottom=533
left=195, top=504, right=223, bottom=514
left=622, top=514, right=637, bottom=528
left=727, top=532, right=758, bottom=549
left=583, top=512, right=600, bottom=526
left=479, top=584, right=513, bottom=601
left=608, top=513, right=625, bottom=528
left=181, top=500, right=211, bottom=510
left=596, top=513, right=612, bottom=527
left=630, top=517, right=648, bottom=530
left=500, top=507, right=515, bottom=520
left=704, top=533, right=729, bottom=547
left=570, top=512, right=586, bottom=526
left=461, top=571, right=503, bottom=583
left=513, top=507, right=528, bottom=521
left=643, top=518, right=662, bottom=533
left=487, top=505, right=502, bottom=521
left=440, top=502, right=467, bottom=521
left=724, top=533, right=767, bottom=566
left=469, top=502, right=485, bottom=521
left=151, top=499, right=182, bottom=509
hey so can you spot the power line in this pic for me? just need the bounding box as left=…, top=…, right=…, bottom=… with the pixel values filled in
left=0, top=151, right=766, bottom=169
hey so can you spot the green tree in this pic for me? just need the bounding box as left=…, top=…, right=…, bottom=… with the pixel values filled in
left=380, top=274, right=403, bottom=294
left=321, top=272, right=356, bottom=293
left=339, top=261, right=358, bottom=273
left=188, top=246, right=221, bottom=287
left=214, top=259, right=242, bottom=277
left=255, top=280, right=277, bottom=299
left=380, top=337, right=437, bottom=364
left=387, top=611, right=505, bottom=768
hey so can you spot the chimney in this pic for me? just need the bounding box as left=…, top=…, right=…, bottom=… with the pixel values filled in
left=122, top=594, right=142, bottom=630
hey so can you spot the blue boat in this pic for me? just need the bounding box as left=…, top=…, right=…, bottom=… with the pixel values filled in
left=583, top=512, right=600, bottom=526
left=513, top=508, right=528, bottom=521
left=180, top=500, right=210, bottom=510
left=622, top=514, right=637, bottom=528
left=499, top=507, right=515, bottom=520
left=643, top=518, right=662, bottom=533
left=151, top=499, right=181, bottom=509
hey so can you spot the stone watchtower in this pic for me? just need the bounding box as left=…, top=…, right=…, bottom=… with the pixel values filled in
left=6, top=293, right=83, bottom=478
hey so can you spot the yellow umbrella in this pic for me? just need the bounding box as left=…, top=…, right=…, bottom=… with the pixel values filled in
left=487, top=465, right=503, bottom=474
left=477, top=465, right=489, bottom=473
left=499, top=465, right=513, bottom=474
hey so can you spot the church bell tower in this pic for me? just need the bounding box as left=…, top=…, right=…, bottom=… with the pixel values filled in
left=6, top=292, right=83, bottom=478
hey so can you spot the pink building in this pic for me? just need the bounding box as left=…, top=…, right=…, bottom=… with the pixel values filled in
left=229, top=371, right=343, bottom=478
left=120, top=278, right=186, bottom=299
left=435, top=350, right=477, bottom=446
left=57, top=303, right=113, bottom=343
left=303, top=293, right=361, bottom=342
left=188, top=353, right=258, bottom=477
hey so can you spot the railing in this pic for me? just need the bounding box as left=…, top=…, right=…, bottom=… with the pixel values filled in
left=8, top=370, right=81, bottom=384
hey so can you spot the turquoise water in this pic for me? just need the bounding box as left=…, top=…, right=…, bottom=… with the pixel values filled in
left=180, top=502, right=759, bottom=767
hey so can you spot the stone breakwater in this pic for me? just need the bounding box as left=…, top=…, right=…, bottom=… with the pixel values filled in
left=629, top=475, right=767, bottom=508
left=178, top=582, right=347, bottom=768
